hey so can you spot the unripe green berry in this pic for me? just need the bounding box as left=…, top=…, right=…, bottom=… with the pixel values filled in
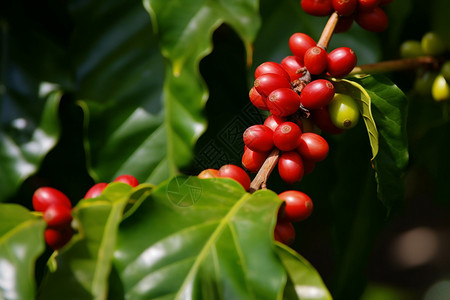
left=400, top=40, right=423, bottom=58
left=431, top=74, right=450, bottom=102
left=421, top=32, right=446, bottom=56
left=414, top=71, right=437, bottom=97
left=328, top=93, right=360, bottom=129
left=441, top=61, right=450, bottom=82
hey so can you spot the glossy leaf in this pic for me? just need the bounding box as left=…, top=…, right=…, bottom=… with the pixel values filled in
left=37, top=183, right=153, bottom=300
left=114, top=176, right=287, bottom=300
left=333, top=78, right=379, bottom=160
left=0, top=204, right=46, bottom=300
left=277, top=243, right=332, bottom=300
left=349, top=75, right=409, bottom=210
left=0, top=89, right=62, bottom=202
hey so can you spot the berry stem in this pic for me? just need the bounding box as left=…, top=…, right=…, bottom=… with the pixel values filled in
left=248, top=148, right=280, bottom=193
left=349, top=56, right=439, bottom=75
left=317, top=11, right=339, bottom=50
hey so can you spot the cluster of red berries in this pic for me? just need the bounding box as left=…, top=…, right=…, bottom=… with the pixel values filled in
left=198, top=165, right=313, bottom=245
left=31, top=174, right=139, bottom=250
left=301, top=0, right=394, bottom=33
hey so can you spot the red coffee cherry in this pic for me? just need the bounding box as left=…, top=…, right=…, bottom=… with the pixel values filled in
left=242, top=147, right=269, bottom=173
left=297, top=133, right=329, bottom=162
left=311, top=107, right=345, bottom=134
left=355, top=7, right=388, bottom=32
left=43, top=204, right=73, bottom=228
left=32, top=187, right=72, bottom=212
left=254, top=73, right=292, bottom=97
left=304, top=46, right=328, bottom=75
left=274, top=221, right=296, bottom=245
left=218, top=164, right=251, bottom=191
left=289, top=33, right=316, bottom=60
left=255, top=62, right=291, bottom=82
left=267, top=88, right=301, bottom=117
left=300, top=79, right=335, bottom=110
left=198, top=169, right=219, bottom=179
left=278, top=190, right=313, bottom=222
left=334, top=15, right=354, bottom=33
left=249, top=87, right=268, bottom=110
left=45, top=227, right=74, bottom=250
left=332, top=0, right=357, bottom=16
left=357, top=0, right=380, bottom=11
left=114, top=174, right=139, bottom=187
left=301, top=0, right=334, bottom=16
left=327, top=47, right=357, bottom=77
left=84, top=182, right=108, bottom=199
left=281, top=56, right=306, bottom=81
left=273, top=122, right=302, bottom=151
left=264, top=115, right=286, bottom=131
left=278, top=151, right=304, bottom=185
left=243, top=125, right=274, bottom=152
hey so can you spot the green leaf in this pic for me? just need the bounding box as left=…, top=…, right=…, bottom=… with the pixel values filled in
left=114, top=176, right=286, bottom=300
left=0, top=88, right=62, bottom=202
left=0, top=203, right=46, bottom=300
left=333, top=78, right=379, bottom=160
left=349, top=75, right=409, bottom=210
left=37, top=183, right=153, bottom=300
left=276, top=243, right=332, bottom=300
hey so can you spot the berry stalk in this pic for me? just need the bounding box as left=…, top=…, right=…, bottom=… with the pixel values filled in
left=317, top=11, right=339, bottom=50
left=349, top=56, right=439, bottom=75
left=248, top=148, right=280, bottom=193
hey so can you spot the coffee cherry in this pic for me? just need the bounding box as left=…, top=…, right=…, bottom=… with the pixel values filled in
left=289, top=33, right=316, bottom=61
left=243, top=125, right=274, bottom=152
left=274, top=221, right=296, bottom=245
left=242, top=147, right=268, bottom=173
left=399, top=40, right=423, bottom=58
left=198, top=169, right=219, bottom=179
left=249, top=87, right=269, bottom=110
left=43, top=204, right=73, bottom=228
left=297, top=133, right=329, bottom=162
left=281, top=56, right=306, bottom=81
left=301, top=0, right=333, bottom=16
left=255, top=62, right=291, bottom=82
left=264, top=115, right=286, bottom=131
left=278, top=190, right=313, bottom=222
left=254, top=73, right=292, bottom=97
left=431, top=74, right=450, bottom=102
left=357, top=0, right=380, bottom=11
left=328, top=93, right=360, bottom=129
left=273, top=122, right=302, bottom=151
left=33, top=187, right=72, bottom=212
left=355, top=7, right=388, bottom=32
left=84, top=182, right=108, bottom=199
left=114, top=174, right=139, bottom=187
left=441, top=61, right=450, bottom=82
left=332, top=0, right=357, bottom=16
left=218, top=164, right=251, bottom=191
left=334, top=15, right=354, bottom=33
left=300, top=79, right=335, bottom=110
left=414, top=71, right=437, bottom=97
left=304, top=46, right=328, bottom=75
left=327, top=47, right=357, bottom=78
left=278, top=151, right=304, bottom=185
left=311, top=107, right=345, bottom=135
left=267, top=88, right=301, bottom=117
left=421, top=32, right=447, bottom=56
left=45, top=227, right=73, bottom=250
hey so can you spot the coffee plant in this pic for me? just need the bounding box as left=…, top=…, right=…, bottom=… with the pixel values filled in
left=1, top=0, right=450, bottom=299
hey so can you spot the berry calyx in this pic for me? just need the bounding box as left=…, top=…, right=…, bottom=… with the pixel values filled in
left=300, top=79, right=335, bottom=110
left=243, top=125, right=274, bottom=152
left=273, top=122, right=302, bottom=151
left=267, top=88, right=302, bottom=117
left=304, top=46, right=328, bottom=75
left=32, top=187, right=72, bottom=212
left=84, top=182, right=108, bottom=199
left=278, top=190, right=313, bottom=222
left=218, top=164, right=251, bottom=191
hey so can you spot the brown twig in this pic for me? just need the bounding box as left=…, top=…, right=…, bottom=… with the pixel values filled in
left=317, top=11, right=339, bottom=50
left=248, top=148, right=280, bottom=193
left=349, top=56, right=440, bottom=75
